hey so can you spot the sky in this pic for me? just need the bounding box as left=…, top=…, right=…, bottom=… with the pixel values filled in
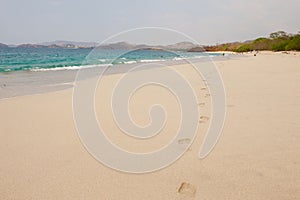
left=1, top=0, right=299, bottom=45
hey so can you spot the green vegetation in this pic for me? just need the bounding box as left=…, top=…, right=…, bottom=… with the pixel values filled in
left=285, top=35, right=300, bottom=51
left=204, top=31, right=300, bottom=52
left=235, top=44, right=253, bottom=52
left=271, top=40, right=289, bottom=51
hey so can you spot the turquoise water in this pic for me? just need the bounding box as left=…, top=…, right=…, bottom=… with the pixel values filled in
left=0, top=47, right=220, bottom=72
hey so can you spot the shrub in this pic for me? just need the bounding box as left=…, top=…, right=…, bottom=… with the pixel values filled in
left=202, top=31, right=299, bottom=52
left=285, top=35, right=300, bottom=51
left=234, top=44, right=253, bottom=52
left=253, top=38, right=272, bottom=50
left=272, top=40, right=289, bottom=51
left=254, top=37, right=268, bottom=43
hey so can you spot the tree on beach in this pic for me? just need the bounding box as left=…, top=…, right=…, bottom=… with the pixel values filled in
left=270, top=31, right=288, bottom=39
left=285, top=35, right=300, bottom=51
left=203, top=31, right=300, bottom=52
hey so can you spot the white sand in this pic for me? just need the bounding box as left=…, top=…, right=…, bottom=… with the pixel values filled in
left=0, top=52, right=299, bottom=199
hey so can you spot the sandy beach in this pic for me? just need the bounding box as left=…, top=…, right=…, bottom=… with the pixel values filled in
left=0, top=52, right=299, bottom=199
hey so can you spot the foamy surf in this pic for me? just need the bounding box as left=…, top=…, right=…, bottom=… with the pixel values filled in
left=30, top=64, right=113, bottom=72
left=139, top=59, right=165, bottom=63
left=0, top=47, right=223, bottom=73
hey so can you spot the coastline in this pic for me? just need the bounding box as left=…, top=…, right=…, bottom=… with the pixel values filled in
left=0, top=55, right=232, bottom=99
left=0, top=52, right=300, bottom=199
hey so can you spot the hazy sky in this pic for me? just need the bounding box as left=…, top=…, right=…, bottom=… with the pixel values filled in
left=1, top=0, right=299, bottom=45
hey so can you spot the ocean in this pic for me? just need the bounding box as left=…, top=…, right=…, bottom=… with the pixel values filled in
left=0, top=47, right=226, bottom=98
left=0, top=47, right=222, bottom=72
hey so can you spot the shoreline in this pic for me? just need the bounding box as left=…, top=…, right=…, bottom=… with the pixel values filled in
left=1, top=51, right=298, bottom=100
left=0, top=56, right=232, bottom=99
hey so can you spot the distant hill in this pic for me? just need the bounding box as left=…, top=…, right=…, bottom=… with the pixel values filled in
left=17, top=44, right=46, bottom=48
left=2, top=31, right=299, bottom=52
left=166, top=42, right=198, bottom=50
left=40, top=40, right=98, bottom=48
left=188, top=46, right=205, bottom=52
left=1, top=41, right=201, bottom=51
left=98, top=42, right=136, bottom=50
left=0, top=43, right=8, bottom=48
left=97, top=41, right=198, bottom=51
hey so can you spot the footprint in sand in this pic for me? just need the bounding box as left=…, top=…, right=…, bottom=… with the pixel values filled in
left=178, top=182, right=197, bottom=198
left=177, top=138, right=192, bottom=151
left=204, top=93, right=210, bottom=97
left=200, top=87, right=207, bottom=91
left=199, top=116, right=210, bottom=123
left=198, top=102, right=205, bottom=107
left=178, top=138, right=191, bottom=145
left=227, top=104, right=235, bottom=108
